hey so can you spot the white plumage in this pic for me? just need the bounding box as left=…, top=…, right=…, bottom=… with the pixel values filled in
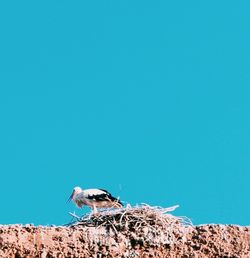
left=68, top=186, right=123, bottom=213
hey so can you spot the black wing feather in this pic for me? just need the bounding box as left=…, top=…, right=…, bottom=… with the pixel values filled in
left=87, top=189, right=123, bottom=206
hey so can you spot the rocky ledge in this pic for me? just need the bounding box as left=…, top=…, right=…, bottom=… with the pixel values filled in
left=0, top=206, right=249, bottom=257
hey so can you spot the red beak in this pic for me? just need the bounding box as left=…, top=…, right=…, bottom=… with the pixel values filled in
left=67, top=191, right=74, bottom=203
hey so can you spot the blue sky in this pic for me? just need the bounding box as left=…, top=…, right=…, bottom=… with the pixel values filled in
left=0, top=1, right=249, bottom=226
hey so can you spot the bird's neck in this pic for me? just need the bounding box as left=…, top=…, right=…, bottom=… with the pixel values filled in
left=72, top=190, right=82, bottom=200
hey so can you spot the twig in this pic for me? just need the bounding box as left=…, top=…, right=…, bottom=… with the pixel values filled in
left=69, top=212, right=81, bottom=221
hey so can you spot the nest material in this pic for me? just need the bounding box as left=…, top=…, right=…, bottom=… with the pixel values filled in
left=69, top=205, right=182, bottom=228
left=67, top=205, right=192, bottom=246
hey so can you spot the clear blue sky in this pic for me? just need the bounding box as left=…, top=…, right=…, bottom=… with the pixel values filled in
left=0, top=1, right=249, bottom=226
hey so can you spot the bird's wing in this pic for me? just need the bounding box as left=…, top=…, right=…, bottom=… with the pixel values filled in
left=83, top=189, right=109, bottom=201
left=84, top=189, right=122, bottom=205
left=98, top=189, right=123, bottom=206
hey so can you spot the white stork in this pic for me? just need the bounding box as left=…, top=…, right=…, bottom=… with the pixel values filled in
left=68, top=186, right=123, bottom=213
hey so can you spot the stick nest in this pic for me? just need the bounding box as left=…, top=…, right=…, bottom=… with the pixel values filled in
left=67, top=205, right=191, bottom=246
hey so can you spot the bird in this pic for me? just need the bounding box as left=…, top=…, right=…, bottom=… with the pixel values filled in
left=67, top=186, right=123, bottom=213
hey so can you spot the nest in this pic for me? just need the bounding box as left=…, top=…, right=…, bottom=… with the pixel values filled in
left=66, top=205, right=192, bottom=246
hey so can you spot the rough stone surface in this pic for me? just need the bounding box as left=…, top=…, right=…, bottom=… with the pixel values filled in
left=0, top=223, right=249, bottom=257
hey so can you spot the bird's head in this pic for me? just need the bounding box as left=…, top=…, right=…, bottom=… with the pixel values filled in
left=67, top=186, right=82, bottom=203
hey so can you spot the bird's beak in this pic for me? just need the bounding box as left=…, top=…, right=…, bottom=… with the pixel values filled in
left=67, top=192, right=74, bottom=203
